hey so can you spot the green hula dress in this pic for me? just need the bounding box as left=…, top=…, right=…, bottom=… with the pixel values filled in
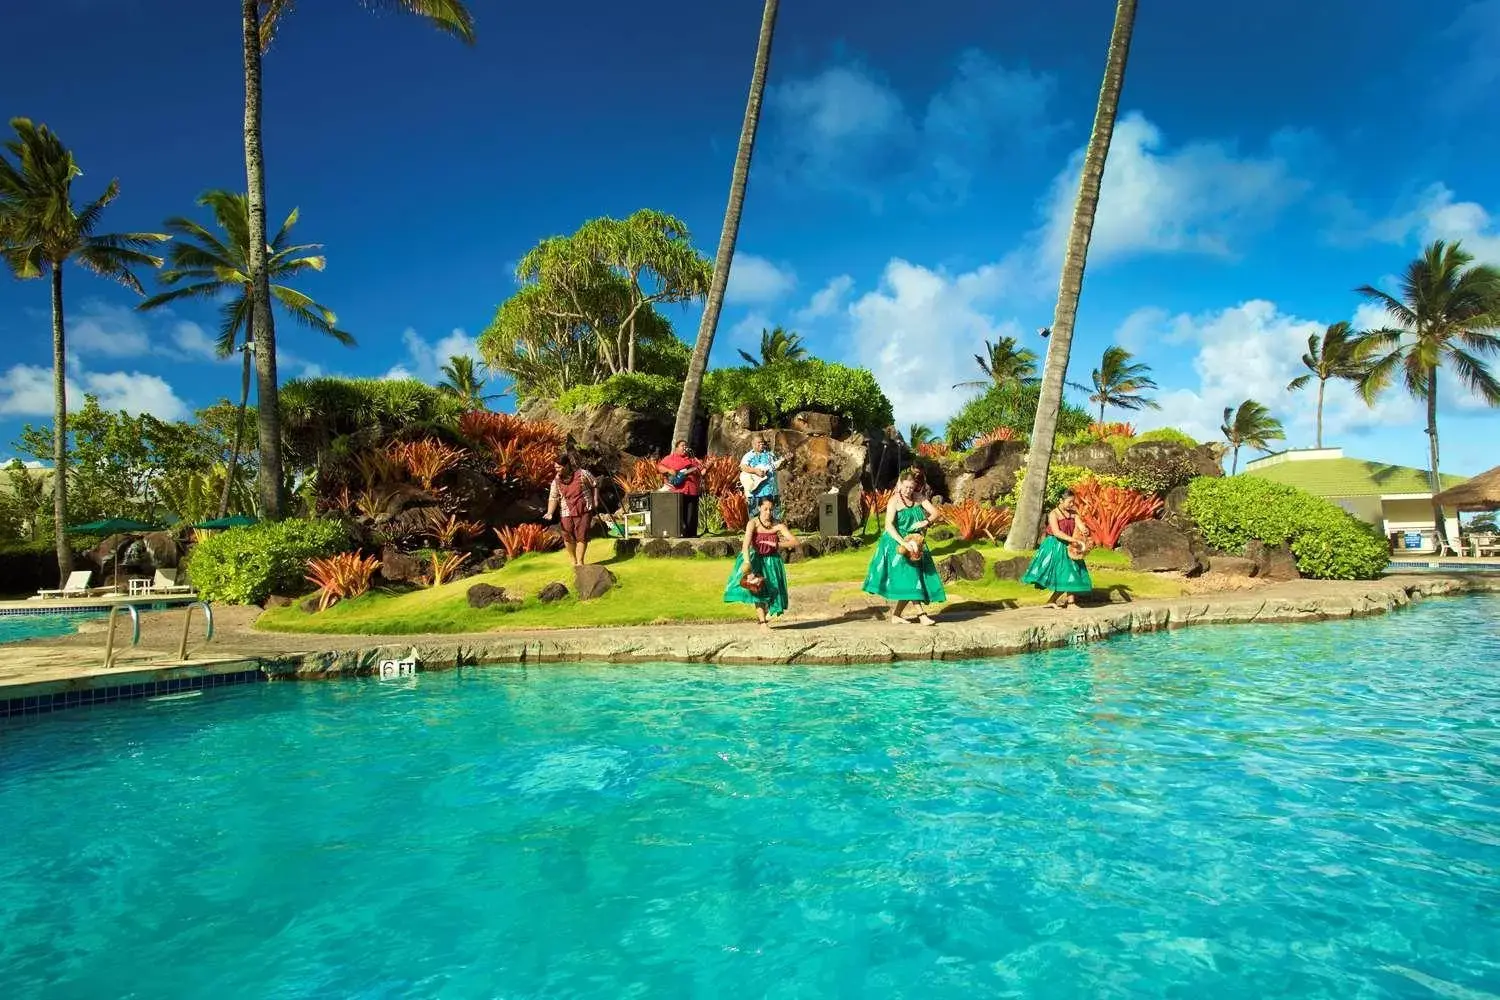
left=1022, top=518, right=1093, bottom=594
left=862, top=505, right=948, bottom=604
left=724, top=526, right=790, bottom=617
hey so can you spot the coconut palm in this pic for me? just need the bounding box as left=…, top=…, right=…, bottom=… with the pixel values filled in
left=1355, top=240, right=1500, bottom=548
left=672, top=0, right=781, bottom=447
left=738, top=325, right=807, bottom=366
left=139, top=190, right=351, bottom=518
left=1089, top=345, right=1160, bottom=422
left=953, top=336, right=1041, bottom=390
left=242, top=0, right=475, bottom=518
left=1221, top=399, right=1285, bottom=474
left=1005, top=0, right=1138, bottom=551
left=0, top=118, right=167, bottom=579
left=906, top=424, right=933, bottom=449
left=1285, top=321, right=1370, bottom=449
left=438, top=354, right=500, bottom=409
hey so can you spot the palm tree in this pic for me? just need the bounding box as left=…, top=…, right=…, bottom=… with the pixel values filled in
left=954, top=336, right=1040, bottom=390
left=438, top=354, right=500, bottom=409
left=738, top=325, right=807, bottom=366
left=1285, top=322, right=1370, bottom=449
left=1220, top=399, right=1285, bottom=474
left=906, top=423, right=933, bottom=449
left=139, top=190, right=351, bottom=518
left=0, top=118, right=166, bottom=580
left=1089, top=345, right=1160, bottom=422
left=672, top=0, right=780, bottom=447
left=243, top=0, right=475, bottom=518
left=1005, top=0, right=1138, bottom=552
left=1356, top=240, right=1500, bottom=549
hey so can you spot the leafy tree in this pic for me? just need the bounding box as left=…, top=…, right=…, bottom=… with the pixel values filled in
left=1006, top=0, right=1138, bottom=551
left=738, top=326, right=807, bottom=366
left=139, top=190, right=351, bottom=518
left=673, top=0, right=781, bottom=447
left=0, top=460, right=50, bottom=542
left=907, top=423, right=934, bottom=449
left=1220, top=399, right=1285, bottom=474
left=1356, top=240, right=1500, bottom=549
left=0, top=118, right=166, bottom=576
left=954, top=336, right=1040, bottom=390
left=438, top=355, right=500, bottom=409
left=1089, top=345, right=1159, bottom=422
left=241, top=0, right=474, bottom=519
left=946, top=382, right=1091, bottom=450
left=1285, top=321, right=1370, bottom=449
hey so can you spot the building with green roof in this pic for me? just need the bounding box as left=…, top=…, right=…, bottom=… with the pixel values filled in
left=1243, top=448, right=1467, bottom=553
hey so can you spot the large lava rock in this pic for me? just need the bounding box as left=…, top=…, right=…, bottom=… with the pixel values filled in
left=1119, top=520, right=1206, bottom=575
left=1057, top=442, right=1125, bottom=476
left=707, top=411, right=868, bottom=533
left=950, top=440, right=1027, bottom=502
left=380, top=545, right=426, bottom=585
left=1246, top=540, right=1300, bottom=581
left=573, top=564, right=617, bottom=600
left=520, top=400, right=671, bottom=463
left=938, top=547, right=987, bottom=582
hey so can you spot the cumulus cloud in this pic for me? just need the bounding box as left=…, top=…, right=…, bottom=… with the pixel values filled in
left=383, top=327, right=480, bottom=382
left=1357, top=183, right=1500, bottom=265
left=725, top=253, right=797, bottom=304
left=169, top=321, right=226, bottom=362
left=795, top=274, right=855, bottom=323
left=0, top=363, right=190, bottom=421
left=67, top=301, right=151, bottom=357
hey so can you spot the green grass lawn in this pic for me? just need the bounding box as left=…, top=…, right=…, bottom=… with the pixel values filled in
left=256, top=531, right=1184, bottom=636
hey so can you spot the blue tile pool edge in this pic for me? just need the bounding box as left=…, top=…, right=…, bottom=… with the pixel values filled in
left=1, top=666, right=266, bottom=718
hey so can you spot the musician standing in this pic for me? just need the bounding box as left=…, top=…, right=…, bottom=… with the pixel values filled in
left=657, top=439, right=703, bottom=537
left=739, top=433, right=784, bottom=516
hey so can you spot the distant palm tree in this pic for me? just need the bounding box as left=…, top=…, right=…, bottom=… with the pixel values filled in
left=954, top=336, right=1040, bottom=390
left=1356, top=240, right=1500, bottom=549
left=906, top=423, right=933, bottom=449
left=1089, top=345, right=1160, bottom=422
left=0, top=118, right=167, bottom=579
left=242, top=0, right=475, bottom=517
left=139, top=190, right=352, bottom=518
left=738, top=325, right=807, bottom=366
left=1221, top=399, right=1285, bottom=474
left=438, top=354, right=500, bottom=409
left=1285, top=321, right=1370, bottom=450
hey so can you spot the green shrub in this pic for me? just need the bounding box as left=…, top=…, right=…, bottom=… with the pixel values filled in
left=1184, top=477, right=1389, bottom=580
left=946, top=383, right=1091, bottom=449
left=1002, top=465, right=1126, bottom=511
left=700, top=360, right=893, bottom=430
left=1123, top=452, right=1201, bottom=497
left=1134, top=427, right=1198, bottom=447
left=556, top=373, right=680, bottom=417
left=186, top=518, right=353, bottom=605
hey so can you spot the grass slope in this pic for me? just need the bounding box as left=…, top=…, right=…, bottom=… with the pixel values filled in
left=256, top=535, right=1184, bottom=636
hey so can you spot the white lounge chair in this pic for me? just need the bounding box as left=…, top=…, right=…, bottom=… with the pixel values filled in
left=148, top=568, right=195, bottom=595
left=35, top=570, right=100, bottom=600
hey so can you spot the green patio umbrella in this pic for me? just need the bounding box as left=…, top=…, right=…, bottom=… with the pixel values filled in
left=191, top=515, right=258, bottom=529
left=66, top=518, right=162, bottom=535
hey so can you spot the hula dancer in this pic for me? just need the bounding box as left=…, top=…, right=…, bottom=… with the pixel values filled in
left=723, top=495, right=799, bottom=632
left=861, top=468, right=947, bottom=626
left=544, top=453, right=599, bottom=567
left=1021, top=489, right=1093, bottom=608
left=657, top=440, right=703, bottom=537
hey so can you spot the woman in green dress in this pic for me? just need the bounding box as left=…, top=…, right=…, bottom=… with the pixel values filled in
left=1021, top=488, right=1093, bottom=608
left=724, top=495, right=800, bottom=632
left=862, top=468, right=947, bottom=626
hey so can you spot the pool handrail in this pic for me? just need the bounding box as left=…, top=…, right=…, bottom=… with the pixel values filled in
left=102, top=604, right=141, bottom=669
left=176, top=601, right=214, bottom=661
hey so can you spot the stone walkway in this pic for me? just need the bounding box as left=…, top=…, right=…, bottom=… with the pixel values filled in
left=3, top=574, right=1496, bottom=700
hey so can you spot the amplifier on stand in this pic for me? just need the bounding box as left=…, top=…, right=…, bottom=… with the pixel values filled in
left=818, top=489, right=855, bottom=536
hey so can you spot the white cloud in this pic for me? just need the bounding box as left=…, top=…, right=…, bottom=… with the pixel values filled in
left=795, top=274, right=855, bottom=322
left=1363, top=183, right=1500, bottom=265
left=1040, top=113, right=1307, bottom=266
left=383, top=327, right=480, bottom=383
left=0, top=365, right=56, bottom=416
left=848, top=258, right=1028, bottom=427
left=0, top=363, right=190, bottom=421
left=68, top=301, right=151, bottom=357
left=725, top=253, right=796, bottom=304
left=169, top=321, right=226, bottom=362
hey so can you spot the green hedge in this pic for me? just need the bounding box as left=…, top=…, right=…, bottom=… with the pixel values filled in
left=1184, top=477, right=1390, bottom=580
left=556, top=373, right=680, bottom=417
left=946, top=383, right=1091, bottom=449
left=701, top=360, right=893, bottom=430
left=1134, top=427, right=1198, bottom=447
left=185, top=518, right=352, bottom=605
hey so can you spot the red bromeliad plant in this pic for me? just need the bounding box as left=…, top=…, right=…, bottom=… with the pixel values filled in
left=458, top=411, right=565, bottom=454
left=1087, top=421, right=1136, bottom=441
left=861, top=489, right=894, bottom=522
left=428, top=511, right=483, bottom=548
left=614, top=457, right=663, bottom=495
left=306, top=552, right=381, bottom=612
left=1071, top=479, right=1162, bottom=548
left=975, top=426, right=1023, bottom=446
left=425, top=550, right=471, bottom=587
left=700, top=455, right=739, bottom=496
left=716, top=490, right=749, bottom=531
left=939, top=499, right=1014, bottom=542
left=388, top=438, right=465, bottom=490
left=493, top=523, right=563, bottom=559
left=916, top=441, right=949, bottom=458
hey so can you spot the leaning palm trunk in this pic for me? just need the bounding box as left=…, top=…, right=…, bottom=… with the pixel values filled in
left=671, top=0, right=780, bottom=448
left=242, top=0, right=283, bottom=518
left=1005, top=0, right=1138, bottom=551
left=1426, top=367, right=1448, bottom=549
left=50, top=263, right=72, bottom=578
left=1315, top=379, right=1325, bottom=449
left=219, top=327, right=254, bottom=518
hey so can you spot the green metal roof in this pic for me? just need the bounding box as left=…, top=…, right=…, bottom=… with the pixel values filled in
left=1244, top=457, right=1467, bottom=497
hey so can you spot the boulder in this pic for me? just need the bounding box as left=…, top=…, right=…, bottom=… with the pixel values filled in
left=479, top=551, right=508, bottom=573
left=299, top=595, right=322, bottom=614
left=940, top=547, right=987, bottom=582
left=612, top=537, right=641, bottom=559
left=1119, top=520, right=1205, bottom=575
left=992, top=555, right=1030, bottom=581
left=141, top=531, right=181, bottom=569
left=641, top=537, right=673, bottom=558
left=466, top=582, right=512, bottom=609
left=669, top=541, right=697, bottom=559
left=951, top=440, right=1026, bottom=503
left=705, top=415, right=869, bottom=532
left=1122, top=440, right=1225, bottom=479
left=800, top=535, right=827, bottom=559
left=1247, top=540, right=1300, bottom=581
left=538, top=581, right=570, bottom=603
left=790, top=411, right=842, bottom=437
left=700, top=539, right=737, bottom=559
left=573, top=564, right=616, bottom=600
left=1208, top=555, right=1258, bottom=578
left=819, top=534, right=851, bottom=553
left=519, top=399, right=671, bottom=461
left=263, top=594, right=295, bottom=609
left=1058, top=442, right=1125, bottom=476
left=379, top=545, right=426, bottom=585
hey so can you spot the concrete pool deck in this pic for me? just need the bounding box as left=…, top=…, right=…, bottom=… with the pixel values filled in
left=2, top=572, right=1497, bottom=710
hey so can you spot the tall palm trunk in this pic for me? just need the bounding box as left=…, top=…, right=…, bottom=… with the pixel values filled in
left=1097, top=400, right=1106, bottom=423
left=1315, top=379, right=1325, bottom=449
left=50, top=262, right=73, bottom=580
left=243, top=0, right=283, bottom=518
left=219, top=326, right=254, bottom=518
left=1231, top=444, right=1240, bottom=475
left=671, top=0, right=779, bottom=448
left=1426, top=366, right=1448, bottom=549
left=1005, top=0, right=1137, bottom=551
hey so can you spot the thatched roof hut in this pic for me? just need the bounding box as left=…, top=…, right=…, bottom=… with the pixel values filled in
left=1433, top=464, right=1500, bottom=512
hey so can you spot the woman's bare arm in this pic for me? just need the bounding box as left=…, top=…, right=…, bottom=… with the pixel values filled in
left=742, top=519, right=756, bottom=560
left=776, top=524, right=800, bottom=549
left=885, top=498, right=907, bottom=546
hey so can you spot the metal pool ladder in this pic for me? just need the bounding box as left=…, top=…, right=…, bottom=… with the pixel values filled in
left=102, top=604, right=141, bottom=669
left=176, top=601, right=214, bottom=661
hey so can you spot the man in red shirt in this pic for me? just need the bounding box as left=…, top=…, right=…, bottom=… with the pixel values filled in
left=657, top=439, right=703, bottom=537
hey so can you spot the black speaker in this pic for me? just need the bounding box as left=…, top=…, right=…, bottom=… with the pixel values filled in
left=818, top=489, right=855, bottom=536
left=648, top=491, right=686, bottom=538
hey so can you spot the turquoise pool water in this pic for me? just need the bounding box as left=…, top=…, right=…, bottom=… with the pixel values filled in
left=2, top=597, right=1498, bottom=998
left=0, top=613, right=88, bottom=644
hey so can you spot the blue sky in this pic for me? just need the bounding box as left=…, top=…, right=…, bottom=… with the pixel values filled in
left=2, top=0, right=1498, bottom=473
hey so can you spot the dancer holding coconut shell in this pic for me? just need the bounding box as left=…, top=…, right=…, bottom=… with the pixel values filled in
left=861, top=467, right=947, bottom=625
left=724, top=495, right=799, bottom=631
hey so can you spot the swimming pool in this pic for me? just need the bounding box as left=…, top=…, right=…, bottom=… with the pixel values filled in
left=2, top=596, right=1497, bottom=997
left=0, top=612, right=93, bottom=644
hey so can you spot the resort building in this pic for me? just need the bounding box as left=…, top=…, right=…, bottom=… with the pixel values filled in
left=1243, top=447, right=1466, bottom=553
